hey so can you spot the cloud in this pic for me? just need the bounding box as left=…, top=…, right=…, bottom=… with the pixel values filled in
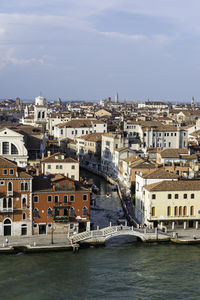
left=101, top=31, right=147, bottom=42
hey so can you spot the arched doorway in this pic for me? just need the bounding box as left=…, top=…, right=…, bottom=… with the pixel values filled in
left=4, top=219, right=11, bottom=236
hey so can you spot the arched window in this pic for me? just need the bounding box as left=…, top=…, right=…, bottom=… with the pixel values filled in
left=42, top=111, right=45, bottom=119
left=183, top=206, right=187, bottom=216
left=54, top=208, right=59, bottom=216
left=25, top=183, right=28, bottom=191
left=190, top=206, right=194, bottom=216
left=4, top=218, right=11, bottom=224
left=22, top=197, right=26, bottom=208
left=82, top=207, right=88, bottom=216
left=21, top=182, right=24, bottom=191
left=8, top=198, right=12, bottom=208
left=152, top=207, right=155, bottom=216
left=22, top=213, right=26, bottom=220
left=8, top=182, right=12, bottom=192
left=48, top=208, right=52, bottom=217
left=174, top=206, right=178, bottom=216
left=63, top=208, right=68, bottom=216
left=33, top=208, right=39, bottom=218
left=63, top=195, right=68, bottom=203
left=3, top=198, right=6, bottom=208
left=167, top=206, right=171, bottom=216
left=38, top=111, right=41, bottom=119
left=69, top=207, right=75, bottom=217
left=11, top=143, right=18, bottom=154
left=179, top=206, right=182, bottom=216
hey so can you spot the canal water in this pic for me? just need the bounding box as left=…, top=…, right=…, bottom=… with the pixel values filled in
left=2, top=170, right=200, bottom=299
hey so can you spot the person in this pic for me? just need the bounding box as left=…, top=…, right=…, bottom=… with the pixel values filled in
left=5, top=238, right=9, bottom=245
left=120, top=224, right=123, bottom=230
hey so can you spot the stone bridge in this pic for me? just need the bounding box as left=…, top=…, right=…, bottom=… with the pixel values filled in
left=72, top=226, right=170, bottom=245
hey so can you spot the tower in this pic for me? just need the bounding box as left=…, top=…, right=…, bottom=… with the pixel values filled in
left=115, top=92, right=119, bottom=103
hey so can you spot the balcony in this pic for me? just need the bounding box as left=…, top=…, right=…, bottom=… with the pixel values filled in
left=7, top=191, right=13, bottom=196
left=53, top=216, right=69, bottom=223
left=0, top=208, right=13, bottom=213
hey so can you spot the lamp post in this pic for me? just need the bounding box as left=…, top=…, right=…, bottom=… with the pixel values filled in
left=51, top=225, right=54, bottom=244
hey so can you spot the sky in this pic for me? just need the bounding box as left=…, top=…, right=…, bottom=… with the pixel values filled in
left=1, top=0, right=200, bottom=102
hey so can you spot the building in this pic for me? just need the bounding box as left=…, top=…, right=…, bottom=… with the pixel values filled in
left=143, top=180, right=200, bottom=230
left=0, top=127, right=28, bottom=167
left=41, top=153, right=79, bottom=180
left=32, top=174, right=90, bottom=235
left=0, top=157, right=32, bottom=236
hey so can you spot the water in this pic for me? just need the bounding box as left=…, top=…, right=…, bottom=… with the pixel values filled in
left=2, top=244, right=200, bottom=299
left=2, top=170, right=200, bottom=299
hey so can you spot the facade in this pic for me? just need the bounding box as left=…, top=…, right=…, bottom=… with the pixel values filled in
left=77, top=133, right=103, bottom=170
left=143, top=180, right=200, bottom=230
left=54, top=119, right=107, bottom=140
left=32, top=175, right=90, bottom=235
left=0, top=157, right=32, bottom=236
left=0, top=127, right=28, bottom=167
left=41, top=153, right=79, bottom=181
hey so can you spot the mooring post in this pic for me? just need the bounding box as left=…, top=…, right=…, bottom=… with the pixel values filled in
left=110, top=222, right=112, bottom=227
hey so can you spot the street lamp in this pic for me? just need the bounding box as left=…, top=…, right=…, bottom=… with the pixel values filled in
left=51, top=226, right=54, bottom=244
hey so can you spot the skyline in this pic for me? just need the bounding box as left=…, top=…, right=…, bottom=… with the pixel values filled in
left=1, top=1, right=200, bottom=101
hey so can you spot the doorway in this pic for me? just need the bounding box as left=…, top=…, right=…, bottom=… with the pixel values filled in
left=4, top=219, right=11, bottom=236
left=39, top=225, right=46, bottom=234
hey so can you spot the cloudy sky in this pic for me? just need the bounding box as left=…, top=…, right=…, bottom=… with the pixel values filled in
left=1, top=0, right=200, bottom=102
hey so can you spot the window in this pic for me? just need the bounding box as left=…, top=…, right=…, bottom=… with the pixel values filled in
left=48, top=208, right=52, bottom=217
left=174, top=206, right=178, bottom=216
left=63, top=208, right=68, bottom=216
left=70, top=195, right=74, bottom=202
left=152, top=194, right=156, bottom=200
left=3, top=169, right=7, bottom=175
left=56, top=165, right=59, bottom=169
left=152, top=207, right=155, bottom=216
left=33, top=196, right=38, bottom=203
left=191, top=194, right=195, bottom=199
left=3, top=142, right=9, bottom=154
left=179, top=206, right=182, bottom=216
left=71, top=175, right=75, bottom=180
left=183, top=194, right=187, bottom=199
left=8, top=182, right=12, bottom=192
left=60, top=165, right=63, bottom=169
left=21, top=182, right=24, bottom=191
left=63, top=195, right=68, bottom=203
left=62, top=182, right=66, bottom=189
left=71, top=165, right=75, bottom=170
left=11, top=143, right=18, bottom=154
left=3, top=198, right=6, bottom=208
left=83, top=194, right=87, bottom=201
left=33, top=208, right=39, bottom=218
left=54, top=208, right=59, bottom=216
left=22, top=197, right=27, bottom=208
left=69, top=207, right=75, bottom=217
left=183, top=206, right=187, bottom=216
left=22, top=213, right=26, bottom=220
left=167, top=206, right=171, bottom=216
left=82, top=207, right=88, bottom=216
left=9, top=169, right=14, bottom=175
left=61, top=129, right=63, bottom=135
left=48, top=165, right=51, bottom=169
left=8, top=198, right=12, bottom=208
left=25, top=183, right=28, bottom=191
left=0, top=181, right=4, bottom=185
left=56, top=183, right=59, bottom=189
left=175, top=194, right=179, bottom=199
left=171, top=133, right=173, bottom=136
left=54, top=196, right=59, bottom=203
left=106, top=141, right=110, bottom=147
left=168, top=194, right=172, bottom=199
left=21, top=224, right=27, bottom=235
left=47, top=195, right=52, bottom=202
left=70, top=223, right=74, bottom=229
left=168, top=142, right=171, bottom=147
left=68, top=182, right=72, bottom=189
left=190, top=206, right=194, bottom=216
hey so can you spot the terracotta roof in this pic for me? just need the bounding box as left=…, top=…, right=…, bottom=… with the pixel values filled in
left=77, top=132, right=103, bottom=142
left=41, top=153, right=78, bottom=163
left=57, top=119, right=104, bottom=128
left=0, top=157, right=17, bottom=167
left=159, top=148, right=189, bottom=158
left=142, top=169, right=178, bottom=179
left=144, top=180, right=200, bottom=192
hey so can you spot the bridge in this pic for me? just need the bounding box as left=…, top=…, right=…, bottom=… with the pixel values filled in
left=71, top=226, right=170, bottom=245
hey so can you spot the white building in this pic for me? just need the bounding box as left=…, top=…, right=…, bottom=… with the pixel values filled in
left=0, top=128, right=28, bottom=167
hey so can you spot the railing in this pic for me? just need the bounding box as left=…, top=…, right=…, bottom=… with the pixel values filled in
left=0, top=208, right=13, bottom=213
